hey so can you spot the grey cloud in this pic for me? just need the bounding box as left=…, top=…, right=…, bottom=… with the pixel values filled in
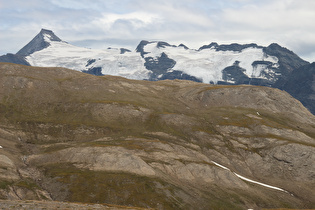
left=71, top=38, right=140, bottom=51
left=0, top=0, right=314, bottom=61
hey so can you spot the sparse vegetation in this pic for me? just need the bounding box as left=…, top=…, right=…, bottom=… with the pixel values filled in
left=0, top=180, right=12, bottom=190
left=41, top=163, right=185, bottom=209
left=0, top=63, right=314, bottom=209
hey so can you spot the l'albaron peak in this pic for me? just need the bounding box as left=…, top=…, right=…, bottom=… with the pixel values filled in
left=17, top=29, right=65, bottom=57
left=0, top=29, right=310, bottom=86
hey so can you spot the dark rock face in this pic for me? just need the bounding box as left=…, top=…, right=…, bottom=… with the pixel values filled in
left=85, top=59, right=96, bottom=67
left=0, top=53, right=30, bottom=66
left=221, top=62, right=250, bottom=84
left=178, top=43, right=189, bottom=49
left=157, top=41, right=176, bottom=48
left=16, top=29, right=63, bottom=56
left=263, top=43, right=309, bottom=88
left=120, top=48, right=131, bottom=54
left=198, top=42, right=219, bottom=51
left=82, top=67, right=103, bottom=76
left=158, top=70, right=202, bottom=82
left=282, top=62, right=315, bottom=114
left=251, top=61, right=281, bottom=86
left=136, top=40, right=152, bottom=57
left=144, top=52, right=176, bottom=81
left=136, top=40, right=175, bottom=57
left=219, top=61, right=280, bottom=87
left=199, top=42, right=262, bottom=52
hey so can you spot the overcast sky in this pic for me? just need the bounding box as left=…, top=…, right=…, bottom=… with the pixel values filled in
left=1, top=0, right=315, bottom=62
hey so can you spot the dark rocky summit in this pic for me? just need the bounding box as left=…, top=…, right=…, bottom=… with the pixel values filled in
left=17, top=29, right=63, bottom=57
left=263, top=43, right=310, bottom=88
left=199, top=42, right=262, bottom=52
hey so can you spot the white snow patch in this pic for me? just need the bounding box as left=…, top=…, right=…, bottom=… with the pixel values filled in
left=233, top=173, right=287, bottom=192
left=43, top=33, right=52, bottom=43
left=252, top=64, right=267, bottom=77
left=0, top=146, right=2, bottom=149
left=211, top=161, right=289, bottom=193
left=226, top=80, right=236, bottom=84
left=143, top=42, right=162, bottom=58
left=26, top=41, right=150, bottom=80
left=211, top=161, right=230, bottom=170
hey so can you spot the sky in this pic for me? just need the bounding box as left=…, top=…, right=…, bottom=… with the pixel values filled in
left=1, top=0, right=315, bottom=62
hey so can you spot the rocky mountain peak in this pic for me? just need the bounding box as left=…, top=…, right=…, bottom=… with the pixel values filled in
left=39, top=28, right=62, bottom=42
left=16, top=29, right=63, bottom=56
left=199, top=42, right=262, bottom=52
left=156, top=41, right=176, bottom=48
left=198, top=42, right=219, bottom=51
left=263, top=43, right=310, bottom=88
left=178, top=43, right=189, bottom=49
left=135, top=40, right=152, bottom=57
left=136, top=40, right=177, bottom=57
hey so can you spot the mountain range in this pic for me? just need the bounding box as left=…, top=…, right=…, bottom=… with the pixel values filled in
left=1, top=29, right=314, bottom=115
left=0, top=62, right=315, bottom=209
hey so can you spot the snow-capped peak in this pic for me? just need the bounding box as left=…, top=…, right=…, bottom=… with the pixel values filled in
left=16, top=29, right=63, bottom=56
left=25, top=30, right=150, bottom=80
left=39, top=29, right=63, bottom=42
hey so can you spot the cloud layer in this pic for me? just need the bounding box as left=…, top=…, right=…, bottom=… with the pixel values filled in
left=1, top=0, right=315, bottom=61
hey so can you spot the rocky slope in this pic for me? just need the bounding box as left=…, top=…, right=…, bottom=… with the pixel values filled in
left=282, top=62, right=315, bottom=115
left=0, top=53, right=30, bottom=66
left=0, top=63, right=315, bottom=209
left=0, top=200, right=140, bottom=210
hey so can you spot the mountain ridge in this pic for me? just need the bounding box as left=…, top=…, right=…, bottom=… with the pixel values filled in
left=0, top=29, right=314, bottom=115
left=1, top=29, right=309, bottom=86
left=17, top=29, right=64, bottom=57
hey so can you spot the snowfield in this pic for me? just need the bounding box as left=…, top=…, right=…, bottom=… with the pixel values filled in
left=143, top=42, right=279, bottom=83
left=25, top=31, right=280, bottom=84
left=26, top=40, right=151, bottom=80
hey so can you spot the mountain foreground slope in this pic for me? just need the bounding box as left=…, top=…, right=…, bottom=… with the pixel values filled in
left=0, top=63, right=315, bottom=209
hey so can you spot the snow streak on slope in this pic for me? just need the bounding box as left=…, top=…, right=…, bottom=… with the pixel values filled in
left=211, top=161, right=289, bottom=193
left=143, top=43, right=279, bottom=84
left=26, top=41, right=150, bottom=80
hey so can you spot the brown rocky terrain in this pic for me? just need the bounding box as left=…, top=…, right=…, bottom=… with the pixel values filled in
left=0, top=199, right=146, bottom=209
left=0, top=62, right=315, bottom=209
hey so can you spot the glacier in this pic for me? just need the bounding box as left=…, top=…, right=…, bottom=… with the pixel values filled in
left=22, top=29, right=285, bottom=85
left=26, top=37, right=151, bottom=80
left=143, top=42, right=279, bottom=84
